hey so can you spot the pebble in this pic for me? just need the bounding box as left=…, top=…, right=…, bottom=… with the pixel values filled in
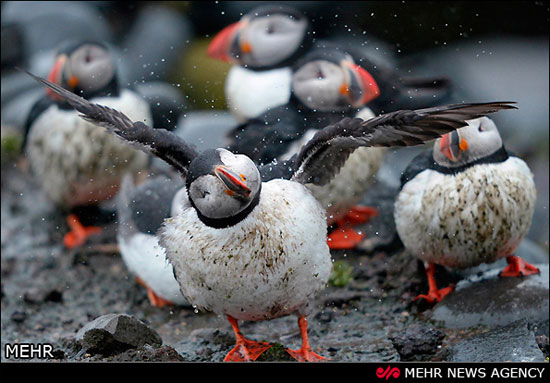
left=431, top=264, right=549, bottom=329
left=75, top=313, right=163, bottom=355
left=449, top=319, right=546, bottom=362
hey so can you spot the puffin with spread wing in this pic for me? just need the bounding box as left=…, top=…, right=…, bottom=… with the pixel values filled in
left=25, top=69, right=514, bottom=362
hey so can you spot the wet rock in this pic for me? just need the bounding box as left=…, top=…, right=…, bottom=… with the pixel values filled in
left=449, top=320, right=546, bottom=362
left=431, top=264, right=549, bottom=329
left=1, top=1, right=113, bottom=57
left=173, top=327, right=234, bottom=362
left=1, top=22, right=25, bottom=69
left=390, top=323, right=445, bottom=361
left=23, top=287, right=63, bottom=304
left=10, top=310, right=27, bottom=324
left=106, top=344, right=184, bottom=362
left=536, top=334, right=549, bottom=358
left=75, top=313, right=162, bottom=355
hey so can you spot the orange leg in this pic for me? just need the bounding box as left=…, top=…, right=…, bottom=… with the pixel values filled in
left=285, top=316, right=326, bottom=362
left=499, top=256, right=540, bottom=278
left=135, top=277, right=174, bottom=308
left=327, top=206, right=378, bottom=250
left=224, top=315, right=272, bottom=362
left=413, top=263, right=455, bottom=304
left=63, top=214, right=102, bottom=249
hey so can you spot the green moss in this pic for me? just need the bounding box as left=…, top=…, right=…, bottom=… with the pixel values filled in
left=1, top=127, right=23, bottom=162
left=257, top=343, right=295, bottom=362
left=169, top=38, right=232, bottom=111
left=328, top=260, right=354, bottom=287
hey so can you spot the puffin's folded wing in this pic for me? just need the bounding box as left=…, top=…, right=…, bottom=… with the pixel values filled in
left=291, top=102, right=517, bottom=186
left=23, top=70, right=199, bottom=176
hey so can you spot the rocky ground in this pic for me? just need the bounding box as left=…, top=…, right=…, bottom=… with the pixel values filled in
left=1, top=149, right=548, bottom=363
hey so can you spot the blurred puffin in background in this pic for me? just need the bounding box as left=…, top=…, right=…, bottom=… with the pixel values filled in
left=23, top=40, right=152, bottom=249
left=208, top=4, right=452, bottom=122
left=226, top=46, right=450, bottom=249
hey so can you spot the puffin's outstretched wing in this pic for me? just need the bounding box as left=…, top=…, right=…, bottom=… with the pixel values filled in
left=290, top=102, right=517, bottom=185
left=23, top=70, right=199, bottom=176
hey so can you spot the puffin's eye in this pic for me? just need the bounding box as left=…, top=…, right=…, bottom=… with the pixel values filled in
left=478, top=125, right=484, bottom=132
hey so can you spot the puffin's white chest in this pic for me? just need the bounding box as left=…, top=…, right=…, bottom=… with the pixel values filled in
left=159, top=179, right=332, bottom=321
left=26, top=90, right=151, bottom=207
left=394, top=157, right=536, bottom=269
left=225, top=66, right=292, bottom=123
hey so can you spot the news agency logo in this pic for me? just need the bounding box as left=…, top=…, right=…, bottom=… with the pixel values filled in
left=376, top=365, right=401, bottom=380
left=4, top=343, right=54, bottom=359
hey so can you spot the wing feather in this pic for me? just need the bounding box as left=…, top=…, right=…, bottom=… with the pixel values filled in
left=291, top=102, right=517, bottom=185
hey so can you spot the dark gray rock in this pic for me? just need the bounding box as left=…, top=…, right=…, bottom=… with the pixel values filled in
left=118, top=5, right=192, bottom=84
left=390, top=323, right=445, bottom=361
left=75, top=313, right=162, bottom=355
left=1, top=1, right=113, bottom=57
left=449, top=320, right=546, bottom=362
left=431, top=264, right=549, bottom=329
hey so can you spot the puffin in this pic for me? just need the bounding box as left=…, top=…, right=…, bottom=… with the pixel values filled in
left=117, top=172, right=188, bottom=307
left=208, top=4, right=452, bottom=122
left=394, top=116, right=539, bottom=304
left=23, top=40, right=151, bottom=248
left=226, top=46, right=386, bottom=249
left=25, top=69, right=514, bottom=362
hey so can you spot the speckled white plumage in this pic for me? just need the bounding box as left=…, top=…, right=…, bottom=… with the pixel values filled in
left=394, top=156, right=536, bottom=269
left=225, top=66, right=292, bottom=123
left=26, top=89, right=151, bottom=207
left=159, top=178, right=332, bottom=321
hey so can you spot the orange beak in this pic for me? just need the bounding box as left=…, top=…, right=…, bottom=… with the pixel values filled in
left=207, top=21, right=243, bottom=62
left=341, top=60, right=380, bottom=107
left=46, top=55, right=67, bottom=99
left=214, top=165, right=251, bottom=198
left=440, top=130, right=468, bottom=161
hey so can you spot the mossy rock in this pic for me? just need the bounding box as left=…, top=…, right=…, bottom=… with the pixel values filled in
left=328, top=260, right=354, bottom=287
left=169, top=37, right=231, bottom=111
left=256, top=342, right=295, bottom=362
left=1, top=125, right=23, bottom=163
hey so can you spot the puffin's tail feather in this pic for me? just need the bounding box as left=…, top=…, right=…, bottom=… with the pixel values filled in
left=116, top=173, right=138, bottom=239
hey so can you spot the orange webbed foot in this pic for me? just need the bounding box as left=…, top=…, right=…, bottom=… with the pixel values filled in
left=338, top=205, right=379, bottom=226
left=499, top=256, right=540, bottom=278
left=327, top=226, right=365, bottom=250
left=285, top=316, right=327, bottom=362
left=63, top=214, right=102, bottom=249
left=224, top=339, right=273, bottom=362
left=224, top=315, right=272, bottom=362
left=413, top=284, right=455, bottom=304
left=286, top=346, right=326, bottom=362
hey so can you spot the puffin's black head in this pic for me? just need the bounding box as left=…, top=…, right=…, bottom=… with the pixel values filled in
left=207, top=5, right=311, bottom=70
left=46, top=40, right=118, bottom=99
left=291, top=47, right=380, bottom=112
left=434, top=117, right=504, bottom=167
left=186, top=148, right=262, bottom=226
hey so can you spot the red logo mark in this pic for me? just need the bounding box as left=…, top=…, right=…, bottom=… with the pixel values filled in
left=376, top=366, right=401, bottom=380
